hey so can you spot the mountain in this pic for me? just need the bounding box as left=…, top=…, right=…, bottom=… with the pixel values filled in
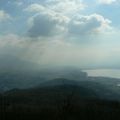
left=0, top=57, right=120, bottom=101
left=36, top=78, right=120, bottom=101
left=37, top=78, right=80, bottom=87
left=4, top=82, right=98, bottom=103
left=1, top=79, right=120, bottom=120
left=0, top=64, right=88, bottom=91
left=3, top=78, right=120, bottom=101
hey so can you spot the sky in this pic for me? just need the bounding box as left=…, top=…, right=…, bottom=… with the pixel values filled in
left=0, top=0, right=120, bottom=69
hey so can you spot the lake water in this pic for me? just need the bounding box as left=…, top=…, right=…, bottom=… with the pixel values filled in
left=84, top=69, right=120, bottom=79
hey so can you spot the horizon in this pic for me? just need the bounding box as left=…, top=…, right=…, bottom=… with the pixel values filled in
left=1, top=1, right=120, bottom=119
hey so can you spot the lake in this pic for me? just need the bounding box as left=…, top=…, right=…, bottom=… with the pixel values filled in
left=84, top=69, right=120, bottom=79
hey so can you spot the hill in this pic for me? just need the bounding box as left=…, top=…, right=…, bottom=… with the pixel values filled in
left=1, top=79, right=120, bottom=120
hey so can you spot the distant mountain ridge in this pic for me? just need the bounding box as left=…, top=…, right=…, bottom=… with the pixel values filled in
left=0, top=55, right=120, bottom=101
left=1, top=78, right=120, bottom=120
left=2, top=78, right=119, bottom=101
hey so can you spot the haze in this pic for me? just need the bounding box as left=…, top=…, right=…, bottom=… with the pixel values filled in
left=0, top=0, right=120, bottom=77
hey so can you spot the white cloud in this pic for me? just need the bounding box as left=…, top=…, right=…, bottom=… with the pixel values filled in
left=98, top=0, right=116, bottom=4
left=46, top=0, right=86, bottom=14
left=0, top=0, right=120, bottom=69
left=28, top=13, right=69, bottom=37
left=0, top=34, right=28, bottom=58
left=25, top=3, right=45, bottom=13
left=1, top=32, right=120, bottom=69
left=0, top=34, right=27, bottom=48
left=0, top=10, right=11, bottom=22
left=26, top=4, right=69, bottom=37
left=25, top=3, right=113, bottom=38
left=68, top=14, right=112, bottom=35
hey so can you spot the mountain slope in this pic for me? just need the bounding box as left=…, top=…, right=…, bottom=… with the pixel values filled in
left=1, top=80, right=120, bottom=120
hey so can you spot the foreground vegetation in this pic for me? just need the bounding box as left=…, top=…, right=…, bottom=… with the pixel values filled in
left=0, top=84, right=120, bottom=120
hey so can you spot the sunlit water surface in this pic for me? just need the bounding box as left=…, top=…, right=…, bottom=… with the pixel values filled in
left=84, top=69, right=120, bottom=79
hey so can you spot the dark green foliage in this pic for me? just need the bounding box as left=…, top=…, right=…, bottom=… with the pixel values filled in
left=0, top=84, right=120, bottom=120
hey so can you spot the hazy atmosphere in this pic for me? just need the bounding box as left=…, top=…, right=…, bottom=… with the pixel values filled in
left=0, top=0, right=120, bottom=72
left=1, top=1, right=120, bottom=120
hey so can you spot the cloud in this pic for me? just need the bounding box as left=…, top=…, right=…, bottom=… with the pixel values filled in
left=25, top=2, right=113, bottom=38
left=25, top=0, right=86, bottom=14
left=68, top=14, right=112, bottom=36
left=0, top=34, right=72, bottom=65
left=1, top=32, right=120, bottom=69
left=26, top=4, right=69, bottom=37
left=0, top=34, right=27, bottom=50
left=28, top=14, right=68, bottom=37
left=25, top=3, right=45, bottom=13
left=0, top=0, right=119, bottom=70
left=0, top=10, right=11, bottom=22
left=46, top=0, right=86, bottom=14
left=98, top=0, right=116, bottom=4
